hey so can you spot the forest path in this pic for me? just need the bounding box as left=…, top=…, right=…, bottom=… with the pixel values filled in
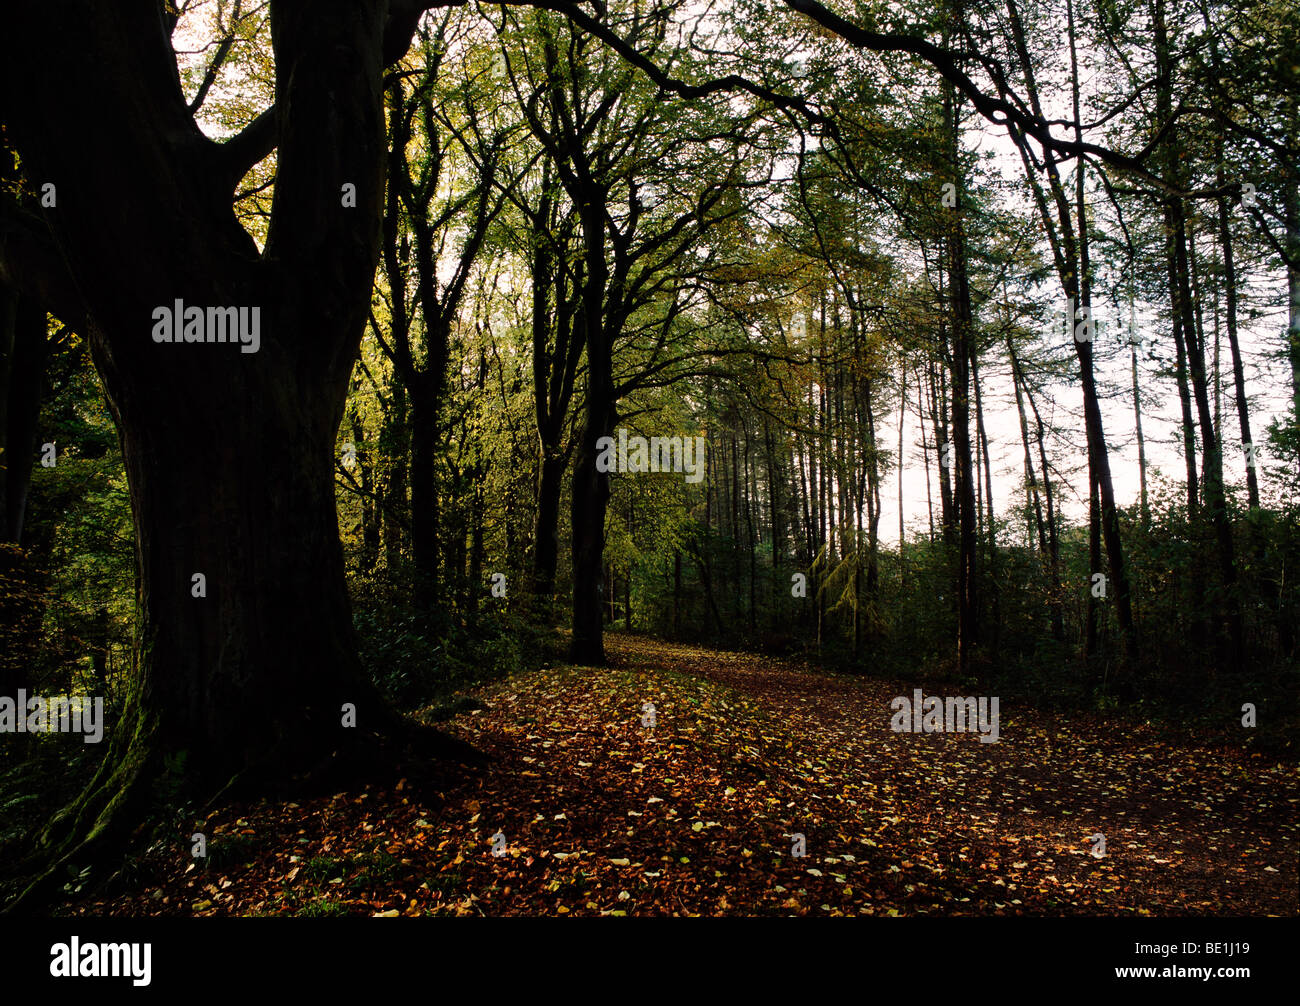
left=61, top=633, right=1297, bottom=916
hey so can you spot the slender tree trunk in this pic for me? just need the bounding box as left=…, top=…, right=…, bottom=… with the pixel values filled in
left=673, top=549, right=682, bottom=637
left=1128, top=280, right=1150, bottom=526
left=1009, top=332, right=1064, bottom=641
left=624, top=494, right=632, bottom=631
left=765, top=418, right=782, bottom=629
left=1086, top=475, right=1102, bottom=656
left=932, top=356, right=955, bottom=550
left=381, top=381, right=408, bottom=573
left=532, top=448, right=567, bottom=606
left=1216, top=188, right=1258, bottom=509
left=0, top=292, right=47, bottom=717
left=1175, top=205, right=1243, bottom=661
left=1286, top=169, right=1300, bottom=409
left=945, top=141, right=979, bottom=670
left=348, top=408, right=380, bottom=571
left=973, top=346, right=999, bottom=658
left=897, top=359, right=907, bottom=585
left=731, top=427, right=742, bottom=624
left=1168, top=242, right=1200, bottom=514
left=527, top=179, right=582, bottom=613
left=468, top=481, right=485, bottom=615
left=744, top=434, right=757, bottom=635
left=1014, top=339, right=1066, bottom=643
left=919, top=366, right=935, bottom=543
left=408, top=377, right=438, bottom=608
left=0, top=294, right=47, bottom=545
left=569, top=191, right=614, bottom=665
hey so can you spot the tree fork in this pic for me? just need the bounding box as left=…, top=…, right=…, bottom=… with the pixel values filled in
left=0, top=0, right=488, bottom=906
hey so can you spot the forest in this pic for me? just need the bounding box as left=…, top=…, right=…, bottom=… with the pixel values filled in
left=0, top=0, right=1296, bottom=923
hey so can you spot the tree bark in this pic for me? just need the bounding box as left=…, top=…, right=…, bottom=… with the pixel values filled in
left=942, top=81, right=980, bottom=671
left=569, top=184, right=615, bottom=665
left=0, top=293, right=48, bottom=545
left=0, top=2, right=479, bottom=901
left=1216, top=188, right=1258, bottom=509
left=529, top=184, right=583, bottom=609
left=1286, top=171, right=1300, bottom=410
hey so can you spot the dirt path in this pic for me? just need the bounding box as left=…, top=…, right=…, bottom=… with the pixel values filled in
left=61, top=634, right=1298, bottom=917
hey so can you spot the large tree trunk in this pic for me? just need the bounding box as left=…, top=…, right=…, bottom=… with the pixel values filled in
left=116, top=368, right=383, bottom=773
left=0, top=1, right=473, bottom=904
left=570, top=416, right=612, bottom=665
left=527, top=178, right=583, bottom=614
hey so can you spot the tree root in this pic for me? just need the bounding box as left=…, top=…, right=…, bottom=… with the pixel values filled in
left=3, top=702, right=485, bottom=915
left=5, top=737, right=160, bottom=915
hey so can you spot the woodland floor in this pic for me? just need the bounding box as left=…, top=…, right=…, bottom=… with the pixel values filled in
left=54, top=634, right=1298, bottom=917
